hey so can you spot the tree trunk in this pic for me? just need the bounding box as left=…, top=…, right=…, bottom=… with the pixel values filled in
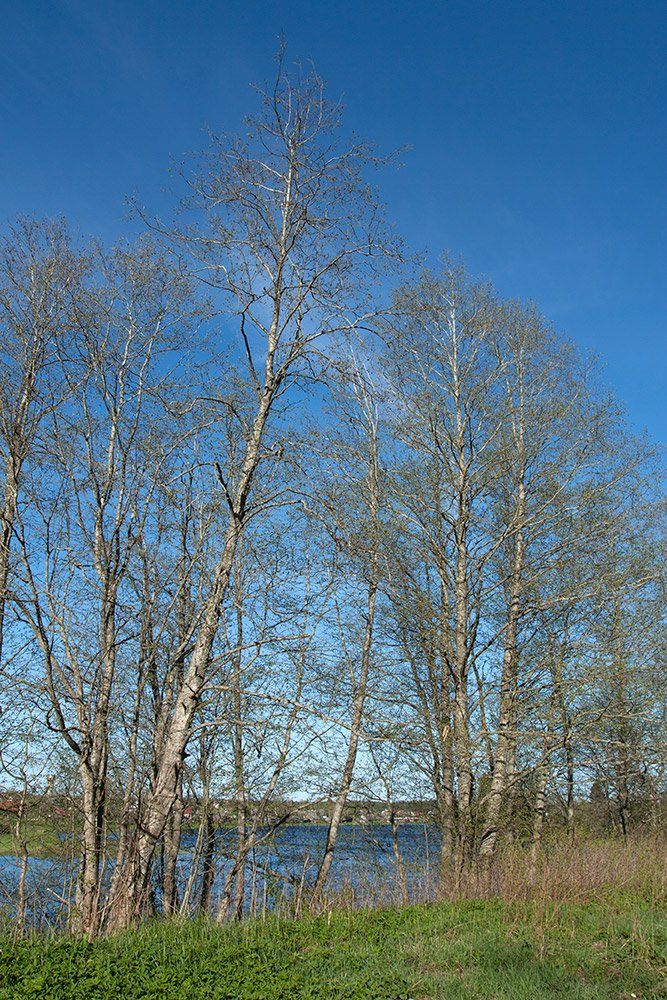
left=199, top=809, right=217, bottom=914
left=530, top=695, right=556, bottom=872
left=161, top=779, right=183, bottom=917
left=479, top=493, right=525, bottom=866
left=74, top=763, right=105, bottom=938
left=311, top=572, right=377, bottom=900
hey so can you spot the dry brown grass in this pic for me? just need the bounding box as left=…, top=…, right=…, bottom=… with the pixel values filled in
left=466, top=836, right=667, bottom=907
left=306, top=834, right=667, bottom=916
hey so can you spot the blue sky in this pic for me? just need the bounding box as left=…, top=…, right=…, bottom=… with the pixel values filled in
left=2, top=0, right=664, bottom=445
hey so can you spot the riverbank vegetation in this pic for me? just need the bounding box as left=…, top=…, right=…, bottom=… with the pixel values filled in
left=0, top=50, right=666, bottom=938
left=1, top=838, right=666, bottom=998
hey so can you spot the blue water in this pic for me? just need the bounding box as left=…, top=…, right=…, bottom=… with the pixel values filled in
left=180, top=823, right=439, bottom=909
left=0, top=823, right=439, bottom=929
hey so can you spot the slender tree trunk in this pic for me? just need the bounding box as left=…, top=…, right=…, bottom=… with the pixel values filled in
left=369, top=750, right=409, bottom=905
left=199, top=808, right=217, bottom=914
left=230, top=642, right=247, bottom=921
left=450, top=334, right=477, bottom=870
left=435, top=735, right=456, bottom=888
left=118, top=391, right=274, bottom=925
left=105, top=672, right=142, bottom=920
left=613, top=604, right=631, bottom=838
left=311, top=571, right=377, bottom=900
left=450, top=463, right=474, bottom=869
left=0, top=458, right=19, bottom=668
left=161, top=776, right=183, bottom=917
left=436, top=588, right=456, bottom=878
left=13, top=776, right=30, bottom=932
left=312, top=383, right=381, bottom=902
left=564, top=721, right=575, bottom=837
left=550, top=633, right=576, bottom=839
left=74, top=764, right=105, bottom=937
left=614, top=735, right=631, bottom=838
left=530, top=695, right=556, bottom=872
left=479, top=491, right=525, bottom=865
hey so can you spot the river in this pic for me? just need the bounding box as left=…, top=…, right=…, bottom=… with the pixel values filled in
left=0, top=823, right=439, bottom=930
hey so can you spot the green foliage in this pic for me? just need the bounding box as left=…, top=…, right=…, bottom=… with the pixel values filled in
left=0, top=896, right=665, bottom=999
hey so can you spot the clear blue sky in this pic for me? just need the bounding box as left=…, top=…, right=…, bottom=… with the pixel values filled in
left=2, top=0, right=664, bottom=445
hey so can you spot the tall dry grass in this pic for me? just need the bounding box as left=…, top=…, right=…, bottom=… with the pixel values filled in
left=469, top=836, right=667, bottom=906
left=304, top=834, right=667, bottom=917
left=300, top=835, right=667, bottom=971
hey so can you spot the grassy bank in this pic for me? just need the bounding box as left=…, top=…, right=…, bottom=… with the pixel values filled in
left=0, top=822, right=64, bottom=859
left=0, top=896, right=665, bottom=999
left=0, top=838, right=665, bottom=997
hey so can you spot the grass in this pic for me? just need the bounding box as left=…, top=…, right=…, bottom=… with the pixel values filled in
left=0, top=821, right=64, bottom=859
left=0, top=900, right=664, bottom=998
left=0, top=837, right=665, bottom=998
left=0, top=896, right=665, bottom=997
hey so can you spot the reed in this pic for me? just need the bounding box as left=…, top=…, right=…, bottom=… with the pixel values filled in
left=299, top=834, right=667, bottom=915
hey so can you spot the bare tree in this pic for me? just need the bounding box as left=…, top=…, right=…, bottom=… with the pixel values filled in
left=308, top=355, right=384, bottom=901
left=382, top=262, right=503, bottom=870
left=9, top=238, right=200, bottom=936
left=108, top=54, right=402, bottom=927
left=0, top=218, right=87, bottom=669
left=375, top=261, right=643, bottom=875
left=476, top=303, right=610, bottom=861
left=574, top=511, right=667, bottom=838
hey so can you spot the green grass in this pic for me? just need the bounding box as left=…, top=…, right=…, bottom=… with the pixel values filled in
left=0, top=837, right=665, bottom=997
left=0, top=821, right=64, bottom=858
left=0, top=896, right=665, bottom=999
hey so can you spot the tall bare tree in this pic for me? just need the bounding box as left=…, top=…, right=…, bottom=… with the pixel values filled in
left=10, top=237, right=200, bottom=936
left=382, top=262, right=503, bottom=870
left=0, top=218, right=87, bottom=668
left=308, top=355, right=385, bottom=901
left=109, top=54, right=402, bottom=927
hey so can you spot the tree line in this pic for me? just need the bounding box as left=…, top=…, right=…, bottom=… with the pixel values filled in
left=0, top=57, right=665, bottom=936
